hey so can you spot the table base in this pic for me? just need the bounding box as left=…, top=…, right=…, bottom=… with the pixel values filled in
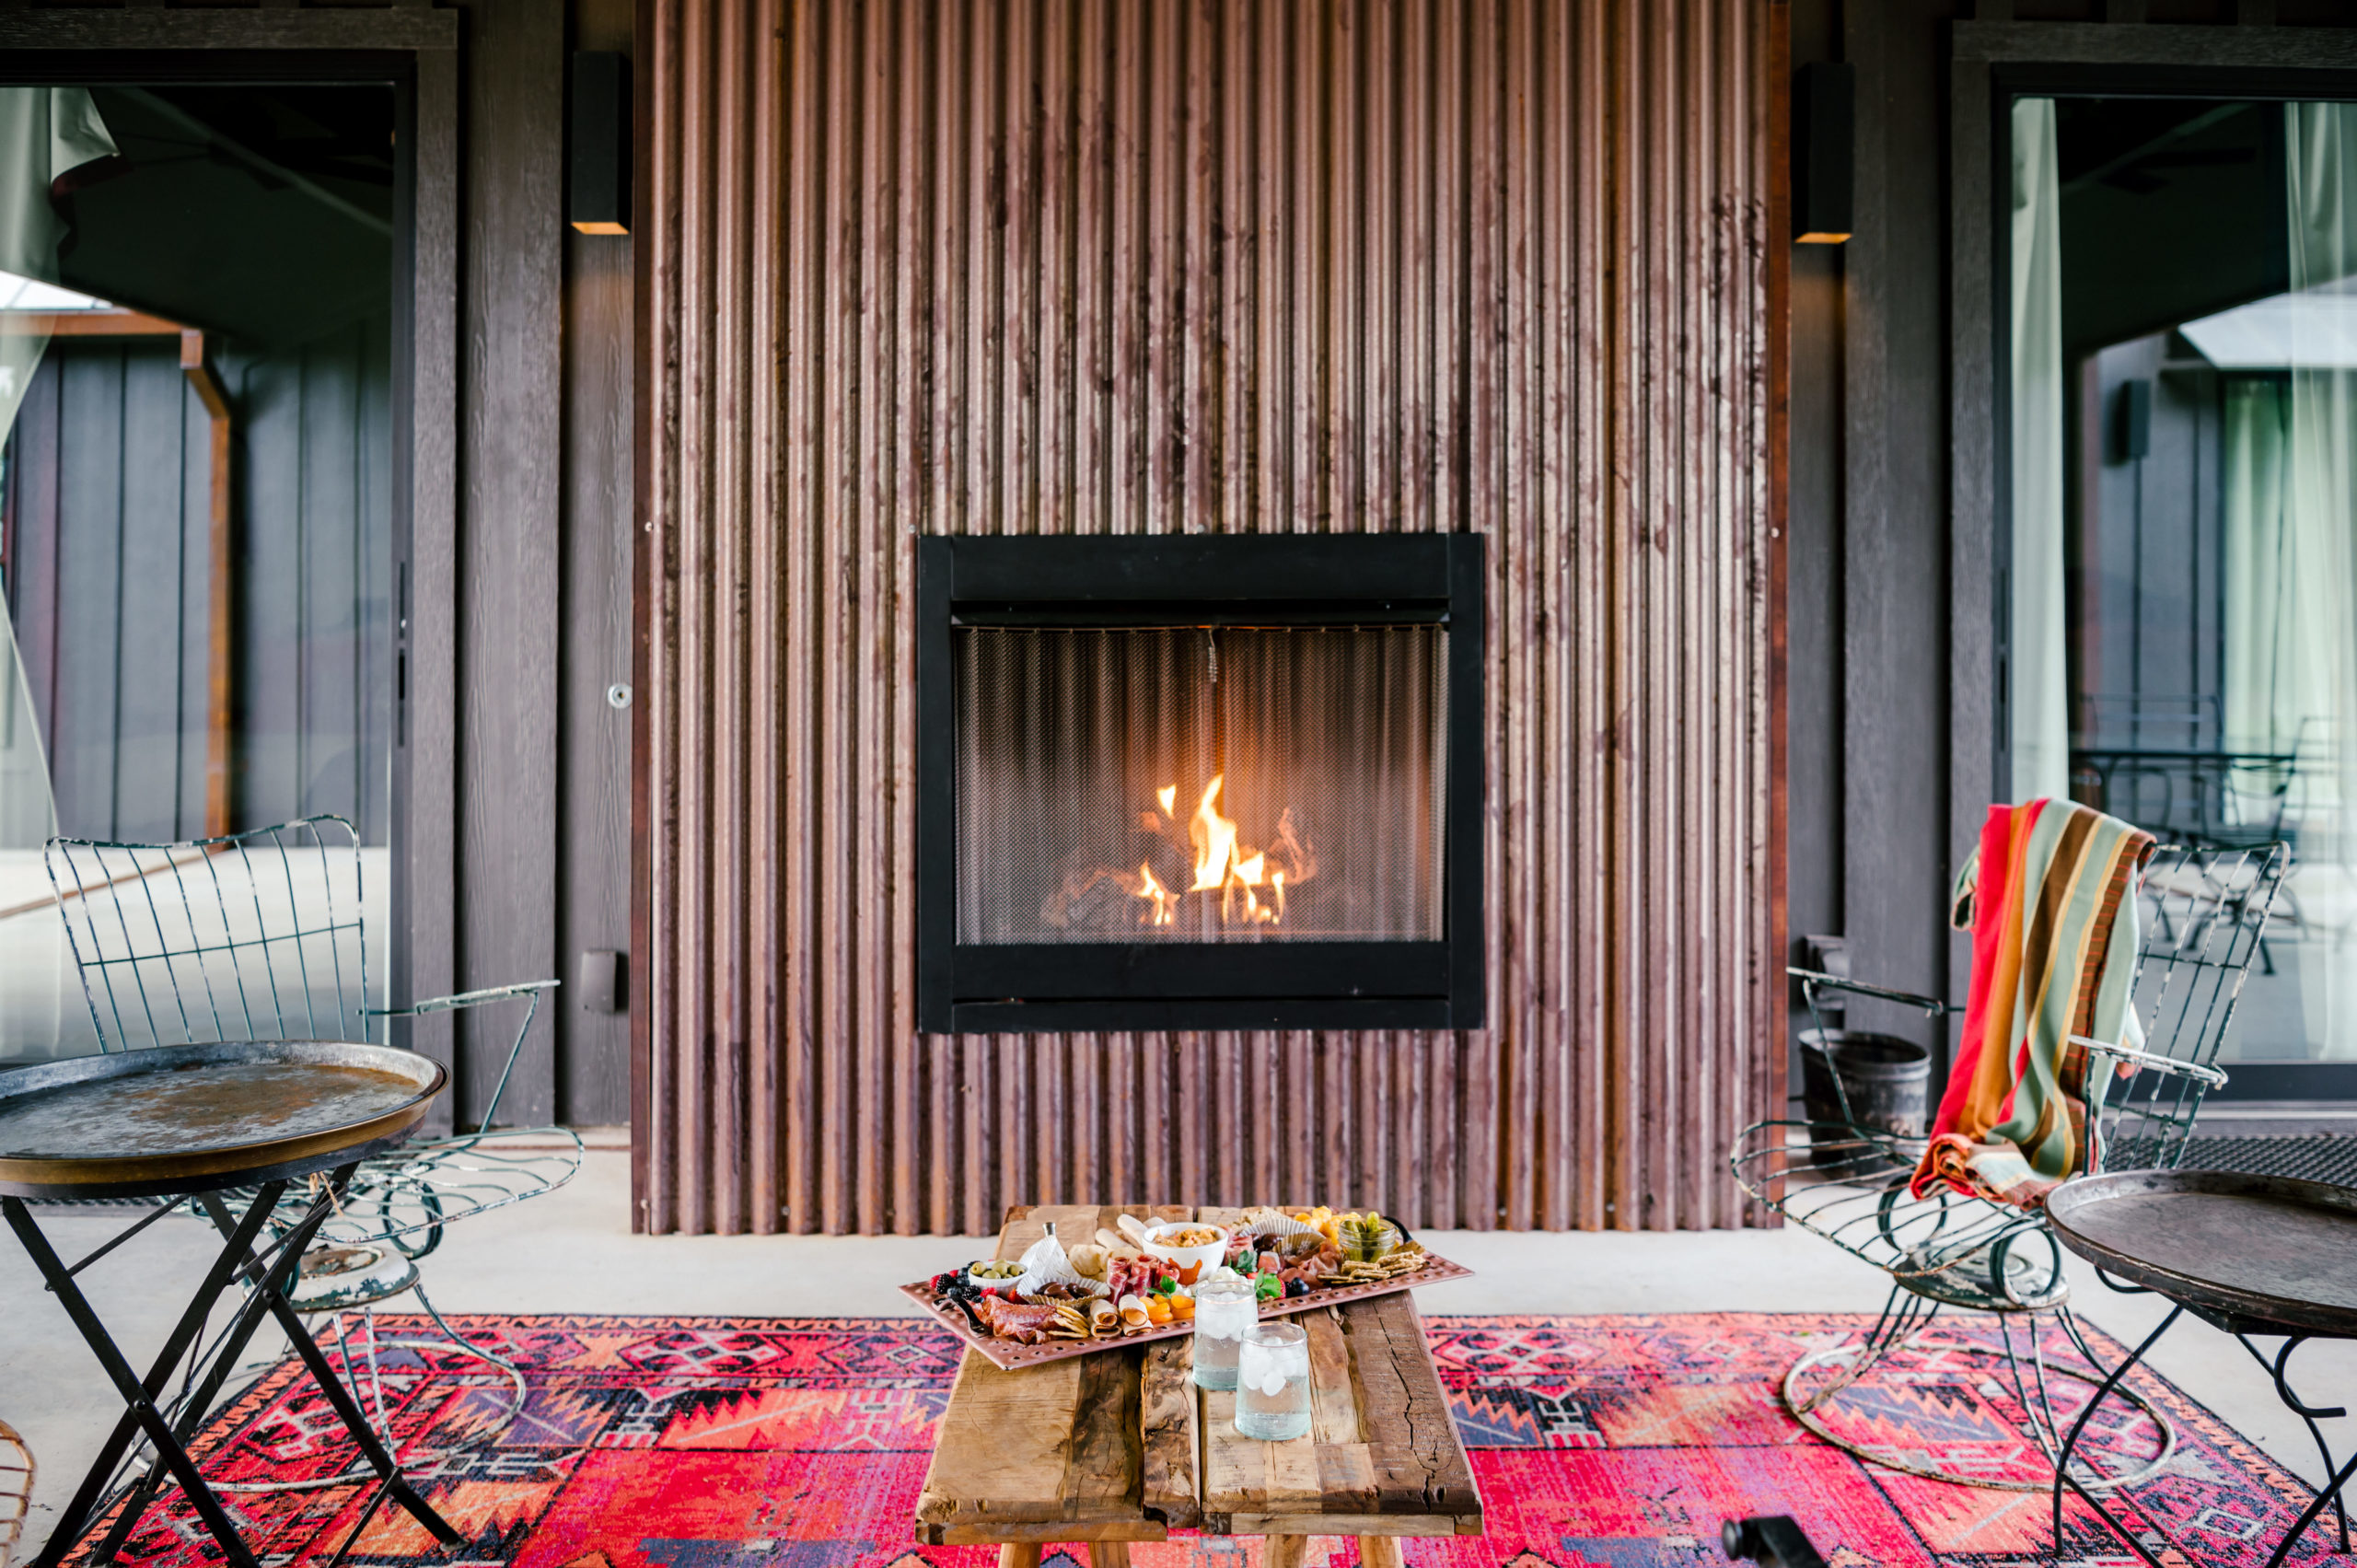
left=3, top=1167, right=463, bottom=1568
left=2055, top=1303, right=2357, bottom=1568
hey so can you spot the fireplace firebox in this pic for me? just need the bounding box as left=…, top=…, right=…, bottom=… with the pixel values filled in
left=916, top=535, right=1483, bottom=1033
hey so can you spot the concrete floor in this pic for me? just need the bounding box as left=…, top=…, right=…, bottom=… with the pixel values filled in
left=5, top=1150, right=2351, bottom=1557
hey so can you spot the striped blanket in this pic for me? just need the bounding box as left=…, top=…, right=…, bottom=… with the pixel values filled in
left=1909, top=800, right=2154, bottom=1208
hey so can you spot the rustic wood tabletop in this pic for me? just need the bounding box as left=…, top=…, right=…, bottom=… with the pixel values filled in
left=913, top=1203, right=1483, bottom=1568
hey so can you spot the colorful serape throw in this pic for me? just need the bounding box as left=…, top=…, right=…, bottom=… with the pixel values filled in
left=1910, top=798, right=2154, bottom=1208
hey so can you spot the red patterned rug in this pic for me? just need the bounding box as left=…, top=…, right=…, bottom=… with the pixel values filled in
left=69, top=1313, right=2338, bottom=1568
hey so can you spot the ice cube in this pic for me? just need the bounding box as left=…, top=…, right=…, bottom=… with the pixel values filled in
left=1260, top=1368, right=1288, bottom=1398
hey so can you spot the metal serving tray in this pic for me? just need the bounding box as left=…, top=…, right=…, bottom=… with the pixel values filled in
left=0, top=1040, right=446, bottom=1199
left=2046, top=1167, right=2357, bottom=1337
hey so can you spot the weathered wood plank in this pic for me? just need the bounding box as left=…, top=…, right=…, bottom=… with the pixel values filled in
left=1064, top=1342, right=1143, bottom=1513
left=1225, top=1515, right=1474, bottom=1539
left=1140, top=1334, right=1201, bottom=1527
left=1347, top=1295, right=1480, bottom=1516
left=934, top=1525, right=1167, bottom=1547
left=916, top=1203, right=1183, bottom=1542
left=1198, top=1292, right=1479, bottom=1532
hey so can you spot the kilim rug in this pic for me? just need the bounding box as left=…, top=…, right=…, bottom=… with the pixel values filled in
left=65, top=1313, right=2339, bottom=1568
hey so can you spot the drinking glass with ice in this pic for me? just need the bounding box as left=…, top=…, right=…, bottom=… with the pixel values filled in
left=1234, top=1321, right=1311, bottom=1440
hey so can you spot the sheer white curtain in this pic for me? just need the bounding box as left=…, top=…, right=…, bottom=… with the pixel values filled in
left=2220, top=377, right=2310, bottom=765
left=2276, top=104, right=2357, bottom=857
left=2011, top=98, right=2071, bottom=804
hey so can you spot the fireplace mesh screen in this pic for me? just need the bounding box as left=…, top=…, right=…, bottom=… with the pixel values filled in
left=955, top=625, right=1446, bottom=945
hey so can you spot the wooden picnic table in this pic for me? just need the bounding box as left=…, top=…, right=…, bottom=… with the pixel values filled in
left=913, top=1203, right=1483, bottom=1568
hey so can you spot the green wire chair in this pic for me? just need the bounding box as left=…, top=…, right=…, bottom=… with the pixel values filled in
left=41, top=815, right=571, bottom=1512
left=1729, top=839, right=2286, bottom=1491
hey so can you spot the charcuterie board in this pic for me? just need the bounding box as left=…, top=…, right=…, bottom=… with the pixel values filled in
left=897, top=1201, right=1474, bottom=1371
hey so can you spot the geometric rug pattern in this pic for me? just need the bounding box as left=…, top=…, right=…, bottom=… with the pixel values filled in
left=65, top=1313, right=2340, bottom=1568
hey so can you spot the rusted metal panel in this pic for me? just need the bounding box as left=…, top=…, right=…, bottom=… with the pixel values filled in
left=637, top=0, right=1783, bottom=1235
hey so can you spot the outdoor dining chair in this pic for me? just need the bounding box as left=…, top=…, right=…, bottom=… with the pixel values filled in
left=40, top=815, right=572, bottom=1504
left=1729, top=839, right=2286, bottom=1493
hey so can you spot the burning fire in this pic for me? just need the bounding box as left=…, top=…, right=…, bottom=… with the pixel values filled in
left=1128, top=773, right=1308, bottom=928
left=1042, top=772, right=1318, bottom=934
left=1136, top=862, right=1175, bottom=925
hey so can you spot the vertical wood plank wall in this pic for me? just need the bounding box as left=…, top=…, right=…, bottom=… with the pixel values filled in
left=638, top=0, right=1784, bottom=1235
left=9, top=327, right=395, bottom=847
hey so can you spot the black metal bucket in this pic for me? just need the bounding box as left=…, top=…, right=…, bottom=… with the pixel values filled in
left=1800, top=1029, right=1931, bottom=1171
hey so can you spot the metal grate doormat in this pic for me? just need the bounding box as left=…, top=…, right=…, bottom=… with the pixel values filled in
left=2109, top=1132, right=2357, bottom=1188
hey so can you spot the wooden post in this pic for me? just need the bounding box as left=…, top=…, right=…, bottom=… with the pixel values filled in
left=179, top=331, right=234, bottom=839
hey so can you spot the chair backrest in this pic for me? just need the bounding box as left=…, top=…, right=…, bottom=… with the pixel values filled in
left=2092, top=839, right=2287, bottom=1173
left=45, top=817, right=372, bottom=1051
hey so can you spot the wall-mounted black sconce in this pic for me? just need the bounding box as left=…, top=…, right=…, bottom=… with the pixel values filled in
left=2114, top=378, right=2152, bottom=463
left=1794, top=62, right=1853, bottom=245
left=570, top=52, right=632, bottom=235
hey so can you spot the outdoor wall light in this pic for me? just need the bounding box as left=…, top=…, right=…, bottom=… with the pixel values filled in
left=1794, top=61, right=1853, bottom=244
left=570, top=52, right=631, bottom=235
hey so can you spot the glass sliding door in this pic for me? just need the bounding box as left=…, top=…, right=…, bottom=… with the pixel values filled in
left=2011, top=91, right=2357, bottom=1095
left=0, top=78, right=399, bottom=1065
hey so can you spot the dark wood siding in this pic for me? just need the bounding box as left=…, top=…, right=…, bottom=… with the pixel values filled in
left=554, top=0, right=637, bottom=1130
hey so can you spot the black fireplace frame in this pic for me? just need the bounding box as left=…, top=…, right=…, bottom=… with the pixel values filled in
left=915, top=532, right=1485, bottom=1034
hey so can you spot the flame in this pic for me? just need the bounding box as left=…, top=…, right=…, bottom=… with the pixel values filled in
left=1136, top=862, right=1175, bottom=926
left=1188, top=775, right=1239, bottom=891
left=1113, top=774, right=1314, bottom=931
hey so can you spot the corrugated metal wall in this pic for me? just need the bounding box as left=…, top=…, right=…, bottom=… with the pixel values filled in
left=637, top=0, right=1784, bottom=1235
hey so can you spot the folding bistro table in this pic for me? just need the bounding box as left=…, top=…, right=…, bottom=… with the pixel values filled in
left=2048, top=1169, right=2357, bottom=1568
left=0, top=1040, right=467, bottom=1568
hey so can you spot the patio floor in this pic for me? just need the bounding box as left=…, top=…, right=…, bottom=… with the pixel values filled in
left=6, top=1145, right=2352, bottom=1558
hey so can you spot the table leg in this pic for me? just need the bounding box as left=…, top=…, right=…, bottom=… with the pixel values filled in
left=2049, top=1306, right=2182, bottom=1568
left=1264, top=1537, right=1308, bottom=1568
left=192, top=1187, right=464, bottom=1551
left=1, top=1191, right=282, bottom=1568
left=6, top=1186, right=278, bottom=1565
left=75, top=1176, right=388, bottom=1568
left=996, top=1544, right=1043, bottom=1568
left=1356, top=1538, right=1404, bottom=1568
left=2266, top=1441, right=2357, bottom=1568
left=1086, top=1541, right=1132, bottom=1568
left=2243, top=1331, right=2352, bottom=1557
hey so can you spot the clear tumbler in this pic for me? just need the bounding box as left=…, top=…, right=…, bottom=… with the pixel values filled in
left=1234, top=1320, right=1311, bottom=1440
left=1190, top=1275, right=1258, bottom=1390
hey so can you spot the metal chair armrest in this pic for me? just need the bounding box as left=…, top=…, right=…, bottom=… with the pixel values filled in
left=2070, top=1033, right=2229, bottom=1090
left=366, top=981, right=561, bottom=1138
left=1787, top=967, right=1959, bottom=1017
left=367, top=980, right=561, bottom=1017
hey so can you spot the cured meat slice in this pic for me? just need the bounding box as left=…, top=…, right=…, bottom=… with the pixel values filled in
left=978, top=1296, right=1062, bottom=1344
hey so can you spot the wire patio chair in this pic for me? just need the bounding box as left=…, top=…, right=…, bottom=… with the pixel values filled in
left=41, top=816, right=570, bottom=1505
left=1729, top=840, right=2287, bottom=1492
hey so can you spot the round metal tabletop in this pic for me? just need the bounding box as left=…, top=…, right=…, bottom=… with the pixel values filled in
left=0, top=1041, right=447, bottom=1200
left=2047, top=1168, right=2357, bottom=1338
